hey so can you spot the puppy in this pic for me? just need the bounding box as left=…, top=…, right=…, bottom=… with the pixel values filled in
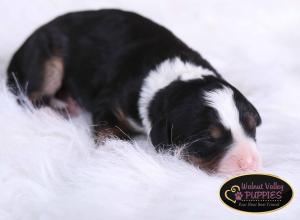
left=7, top=9, right=262, bottom=174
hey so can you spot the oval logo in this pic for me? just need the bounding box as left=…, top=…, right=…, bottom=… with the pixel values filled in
left=219, top=174, right=293, bottom=213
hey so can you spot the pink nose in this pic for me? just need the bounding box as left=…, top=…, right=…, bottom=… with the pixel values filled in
left=217, top=143, right=261, bottom=174
left=238, top=156, right=259, bottom=171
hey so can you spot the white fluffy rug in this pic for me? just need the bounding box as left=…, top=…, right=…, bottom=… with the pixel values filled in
left=0, top=1, right=300, bottom=219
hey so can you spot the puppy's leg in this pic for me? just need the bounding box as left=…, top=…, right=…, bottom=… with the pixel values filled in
left=7, top=28, right=67, bottom=108
left=92, top=107, right=135, bottom=143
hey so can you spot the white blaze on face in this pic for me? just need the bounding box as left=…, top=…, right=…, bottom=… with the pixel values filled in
left=204, top=87, right=261, bottom=174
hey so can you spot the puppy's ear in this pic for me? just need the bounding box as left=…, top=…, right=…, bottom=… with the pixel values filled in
left=150, top=118, right=171, bottom=150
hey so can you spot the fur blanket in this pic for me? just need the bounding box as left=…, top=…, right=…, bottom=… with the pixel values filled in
left=0, top=0, right=299, bottom=219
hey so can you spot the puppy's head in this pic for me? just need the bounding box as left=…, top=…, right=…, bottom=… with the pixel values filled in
left=149, top=76, right=262, bottom=174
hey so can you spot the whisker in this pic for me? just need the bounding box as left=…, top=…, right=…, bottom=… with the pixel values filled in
left=114, top=126, right=135, bottom=143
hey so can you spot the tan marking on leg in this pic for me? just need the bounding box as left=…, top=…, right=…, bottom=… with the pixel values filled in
left=29, top=92, right=42, bottom=102
left=184, top=154, right=223, bottom=174
left=96, top=127, right=124, bottom=144
left=42, top=56, right=64, bottom=96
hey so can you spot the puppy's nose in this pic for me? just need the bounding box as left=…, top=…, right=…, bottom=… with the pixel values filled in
left=238, top=156, right=259, bottom=171
left=217, top=141, right=262, bottom=174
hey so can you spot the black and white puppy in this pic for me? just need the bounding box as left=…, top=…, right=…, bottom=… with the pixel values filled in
left=7, top=9, right=262, bottom=174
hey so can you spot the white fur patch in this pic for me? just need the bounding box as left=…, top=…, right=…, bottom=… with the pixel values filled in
left=204, top=87, right=243, bottom=138
left=204, top=87, right=256, bottom=144
left=138, top=57, right=215, bottom=133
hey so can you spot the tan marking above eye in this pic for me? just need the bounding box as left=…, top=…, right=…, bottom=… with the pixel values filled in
left=246, top=114, right=257, bottom=130
left=210, top=125, right=223, bottom=139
